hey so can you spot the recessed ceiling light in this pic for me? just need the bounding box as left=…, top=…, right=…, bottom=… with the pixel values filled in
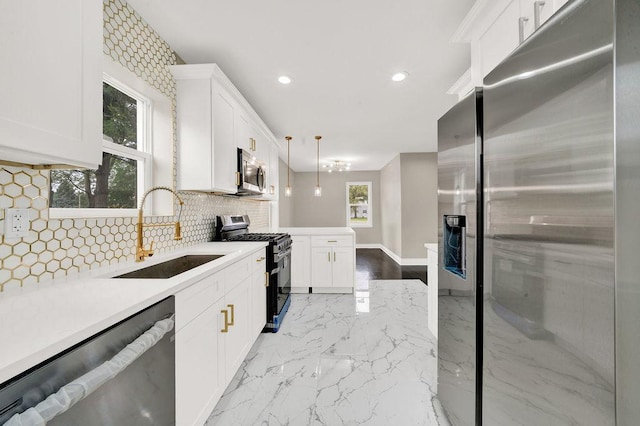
left=278, top=75, right=292, bottom=84
left=392, top=72, right=408, bottom=82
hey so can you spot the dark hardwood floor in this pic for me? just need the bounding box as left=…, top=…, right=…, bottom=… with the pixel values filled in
left=356, top=248, right=427, bottom=284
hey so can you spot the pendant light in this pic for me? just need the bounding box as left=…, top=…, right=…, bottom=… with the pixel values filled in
left=285, top=136, right=293, bottom=197
left=314, top=135, right=322, bottom=197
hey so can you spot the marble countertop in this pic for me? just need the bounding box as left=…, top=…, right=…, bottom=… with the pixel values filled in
left=0, top=241, right=267, bottom=385
left=278, top=227, right=355, bottom=236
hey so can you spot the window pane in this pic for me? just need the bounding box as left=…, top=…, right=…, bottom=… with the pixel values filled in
left=103, top=82, right=137, bottom=149
left=348, top=185, right=368, bottom=204
left=50, top=153, right=138, bottom=208
left=349, top=204, right=369, bottom=223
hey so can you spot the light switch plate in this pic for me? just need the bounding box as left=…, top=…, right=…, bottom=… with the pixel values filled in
left=4, top=208, right=30, bottom=238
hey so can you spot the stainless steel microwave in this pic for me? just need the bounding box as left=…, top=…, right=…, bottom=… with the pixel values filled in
left=237, top=148, right=266, bottom=195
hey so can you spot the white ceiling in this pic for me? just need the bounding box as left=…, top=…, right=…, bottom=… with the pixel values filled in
left=127, top=0, right=474, bottom=172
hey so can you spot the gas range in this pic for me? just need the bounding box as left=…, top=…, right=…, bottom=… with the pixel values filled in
left=213, top=215, right=292, bottom=332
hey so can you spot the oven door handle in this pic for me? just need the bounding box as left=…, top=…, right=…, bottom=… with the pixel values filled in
left=274, top=248, right=292, bottom=262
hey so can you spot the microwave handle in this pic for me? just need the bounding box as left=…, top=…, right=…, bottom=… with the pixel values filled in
left=257, top=166, right=266, bottom=191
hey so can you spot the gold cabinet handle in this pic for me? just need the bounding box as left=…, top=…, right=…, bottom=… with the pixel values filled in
left=228, top=304, right=235, bottom=326
left=235, top=171, right=240, bottom=186
left=328, top=251, right=331, bottom=262
left=256, top=256, right=265, bottom=263
left=265, top=271, right=270, bottom=287
left=327, top=240, right=337, bottom=243
left=221, top=309, right=229, bottom=333
left=334, top=252, right=336, bottom=262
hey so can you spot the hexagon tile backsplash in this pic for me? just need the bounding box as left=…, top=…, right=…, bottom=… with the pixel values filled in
left=0, top=166, right=269, bottom=292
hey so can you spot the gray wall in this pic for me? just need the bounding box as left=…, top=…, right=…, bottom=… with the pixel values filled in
left=401, top=153, right=438, bottom=258
left=278, top=158, right=295, bottom=226
left=279, top=152, right=438, bottom=260
left=380, top=155, right=402, bottom=256
left=288, top=170, right=382, bottom=244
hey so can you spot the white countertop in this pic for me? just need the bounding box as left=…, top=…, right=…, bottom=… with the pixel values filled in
left=0, top=241, right=267, bottom=384
left=278, top=227, right=355, bottom=236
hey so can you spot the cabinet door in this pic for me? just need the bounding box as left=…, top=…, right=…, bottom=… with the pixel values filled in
left=251, top=259, right=267, bottom=339
left=223, top=277, right=251, bottom=377
left=211, top=80, right=238, bottom=193
left=479, top=0, right=521, bottom=78
left=237, top=112, right=255, bottom=154
left=0, top=0, right=101, bottom=168
left=331, top=247, right=354, bottom=287
left=291, top=236, right=311, bottom=289
left=311, top=247, right=333, bottom=287
left=176, top=297, right=226, bottom=426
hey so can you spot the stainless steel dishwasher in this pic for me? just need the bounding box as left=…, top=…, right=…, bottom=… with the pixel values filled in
left=0, top=296, right=175, bottom=425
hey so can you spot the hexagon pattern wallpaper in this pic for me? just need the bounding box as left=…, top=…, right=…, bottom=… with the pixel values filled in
left=0, top=0, right=269, bottom=292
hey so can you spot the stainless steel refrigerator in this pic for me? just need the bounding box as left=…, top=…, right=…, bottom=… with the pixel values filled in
left=438, top=0, right=640, bottom=424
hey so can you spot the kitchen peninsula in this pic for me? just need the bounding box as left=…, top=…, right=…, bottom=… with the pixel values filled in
left=280, top=227, right=355, bottom=294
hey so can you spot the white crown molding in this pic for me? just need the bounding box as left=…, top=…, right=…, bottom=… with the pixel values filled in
left=451, top=0, right=513, bottom=43
left=446, top=68, right=474, bottom=100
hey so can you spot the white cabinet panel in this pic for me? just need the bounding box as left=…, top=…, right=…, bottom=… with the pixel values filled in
left=0, top=0, right=101, bottom=168
left=251, top=251, right=267, bottom=337
left=311, top=247, right=333, bottom=287
left=211, top=80, right=238, bottom=193
left=223, top=277, right=250, bottom=376
left=291, top=236, right=311, bottom=291
left=331, top=247, right=354, bottom=287
left=479, top=0, right=521, bottom=78
left=176, top=297, right=225, bottom=426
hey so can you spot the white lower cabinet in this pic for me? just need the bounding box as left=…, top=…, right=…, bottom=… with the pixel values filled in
left=310, top=235, right=355, bottom=293
left=222, top=278, right=250, bottom=376
left=176, top=298, right=225, bottom=426
left=175, top=248, right=266, bottom=426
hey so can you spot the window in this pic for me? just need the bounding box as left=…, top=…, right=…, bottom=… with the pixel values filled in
left=347, top=182, right=372, bottom=228
left=50, top=78, right=151, bottom=214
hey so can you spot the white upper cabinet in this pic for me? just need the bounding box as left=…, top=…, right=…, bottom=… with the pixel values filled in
left=0, top=0, right=102, bottom=169
left=171, top=63, right=279, bottom=197
left=449, top=0, right=573, bottom=95
left=171, top=64, right=238, bottom=193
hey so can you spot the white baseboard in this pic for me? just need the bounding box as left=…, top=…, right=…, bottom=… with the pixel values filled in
left=357, top=244, right=427, bottom=266
left=401, top=258, right=428, bottom=266
left=355, top=243, right=383, bottom=249
left=379, top=245, right=402, bottom=265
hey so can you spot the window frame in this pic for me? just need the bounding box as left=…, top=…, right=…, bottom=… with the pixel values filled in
left=346, top=181, right=373, bottom=228
left=50, top=74, right=153, bottom=218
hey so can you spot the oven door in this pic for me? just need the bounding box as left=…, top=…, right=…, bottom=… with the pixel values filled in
left=267, top=246, right=291, bottom=330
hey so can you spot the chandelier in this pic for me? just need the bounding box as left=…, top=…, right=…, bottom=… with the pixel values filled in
left=323, top=160, right=351, bottom=173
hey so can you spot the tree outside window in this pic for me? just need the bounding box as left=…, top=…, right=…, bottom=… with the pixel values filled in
left=347, top=182, right=372, bottom=228
left=50, top=80, right=150, bottom=210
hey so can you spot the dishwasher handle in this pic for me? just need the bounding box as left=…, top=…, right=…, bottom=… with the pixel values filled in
left=4, top=315, right=175, bottom=426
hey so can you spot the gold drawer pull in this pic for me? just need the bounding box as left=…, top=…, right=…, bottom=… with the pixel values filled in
left=221, top=309, right=229, bottom=333
left=256, top=256, right=265, bottom=262
left=265, top=271, right=270, bottom=287
left=228, top=304, right=235, bottom=326
left=327, top=240, right=337, bottom=243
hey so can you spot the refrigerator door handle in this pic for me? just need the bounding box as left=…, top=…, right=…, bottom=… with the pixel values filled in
left=518, top=17, right=529, bottom=44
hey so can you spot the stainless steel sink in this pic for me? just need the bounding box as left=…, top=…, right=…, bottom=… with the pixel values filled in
left=113, top=254, right=225, bottom=279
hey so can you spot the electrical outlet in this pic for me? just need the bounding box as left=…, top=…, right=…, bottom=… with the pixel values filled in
left=4, top=208, right=30, bottom=238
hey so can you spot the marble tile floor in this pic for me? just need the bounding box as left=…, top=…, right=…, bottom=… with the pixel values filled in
left=206, top=280, right=443, bottom=425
